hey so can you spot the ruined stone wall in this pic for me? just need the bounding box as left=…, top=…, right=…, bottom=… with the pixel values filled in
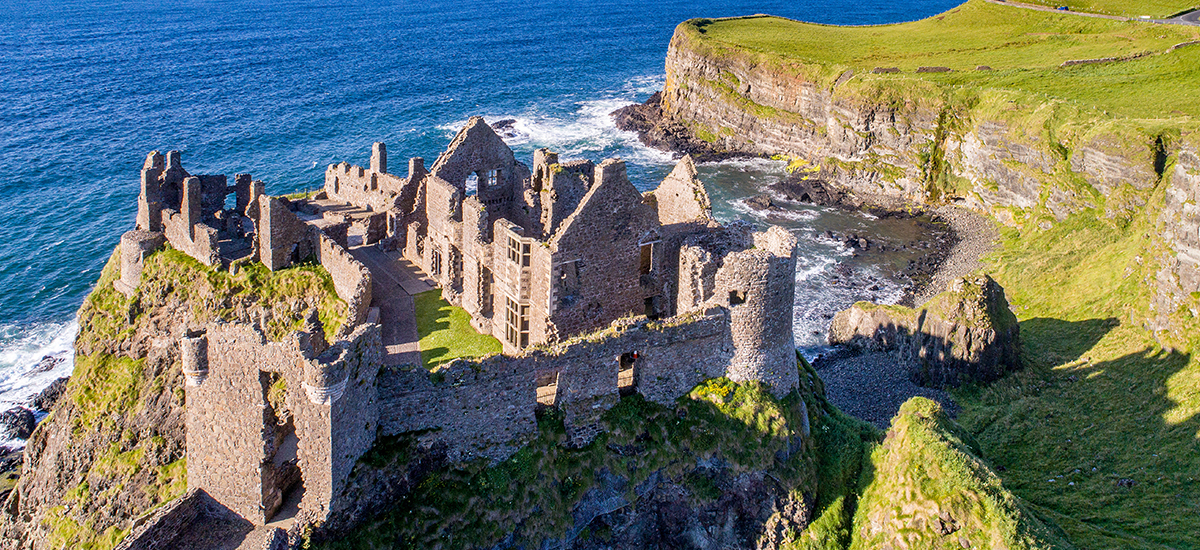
left=675, top=225, right=799, bottom=396
left=162, top=209, right=220, bottom=267
left=115, top=230, right=166, bottom=297
left=376, top=310, right=731, bottom=461
left=717, top=227, right=799, bottom=396
left=416, top=176, right=463, bottom=294
left=184, top=322, right=381, bottom=526
left=323, top=161, right=415, bottom=215
left=258, top=195, right=309, bottom=271
left=547, top=160, right=659, bottom=338
left=314, top=231, right=373, bottom=329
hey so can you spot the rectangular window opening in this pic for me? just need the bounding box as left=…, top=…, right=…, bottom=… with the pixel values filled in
left=507, top=236, right=521, bottom=264
left=488, top=168, right=500, bottom=188
left=639, top=243, right=654, bottom=275
left=729, top=290, right=746, bottom=305
left=430, top=247, right=443, bottom=277
left=536, top=371, right=558, bottom=410
left=618, top=352, right=637, bottom=397
left=521, top=243, right=531, bottom=267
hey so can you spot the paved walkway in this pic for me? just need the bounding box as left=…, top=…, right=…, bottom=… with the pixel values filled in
left=349, top=245, right=434, bottom=367
left=986, top=0, right=1200, bottom=25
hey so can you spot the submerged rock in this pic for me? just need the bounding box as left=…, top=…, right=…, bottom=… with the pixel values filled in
left=26, top=377, right=69, bottom=412
left=829, top=274, right=1020, bottom=387
left=0, top=407, right=36, bottom=440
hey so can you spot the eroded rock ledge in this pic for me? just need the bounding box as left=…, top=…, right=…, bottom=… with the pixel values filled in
left=829, top=274, right=1020, bottom=388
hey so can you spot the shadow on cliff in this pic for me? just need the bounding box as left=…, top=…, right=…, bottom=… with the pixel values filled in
left=958, top=315, right=1200, bottom=549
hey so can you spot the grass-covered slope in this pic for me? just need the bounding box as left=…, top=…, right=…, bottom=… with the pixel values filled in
left=686, top=0, right=1200, bottom=119
left=851, top=398, right=1072, bottom=549
left=0, top=246, right=345, bottom=550
left=954, top=203, right=1200, bottom=549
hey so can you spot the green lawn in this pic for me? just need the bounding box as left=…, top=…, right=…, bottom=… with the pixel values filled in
left=688, top=0, right=1200, bottom=118
left=413, top=290, right=502, bottom=370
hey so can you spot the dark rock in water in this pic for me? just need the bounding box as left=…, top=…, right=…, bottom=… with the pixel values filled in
left=30, top=354, right=64, bottom=374
left=27, top=377, right=69, bottom=412
left=611, top=93, right=753, bottom=163
left=745, top=194, right=776, bottom=211
left=490, top=119, right=521, bottom=139
left=0, top=407, right=36, bottom=440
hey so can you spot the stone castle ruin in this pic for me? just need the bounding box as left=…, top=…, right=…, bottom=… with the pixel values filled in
left=115, top=117, right=800, bottom=543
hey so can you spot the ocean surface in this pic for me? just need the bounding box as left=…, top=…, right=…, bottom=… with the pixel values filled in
left=0, top=0, right=962, bottom=446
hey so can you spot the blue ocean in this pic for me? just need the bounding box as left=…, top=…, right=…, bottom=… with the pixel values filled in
left=0, top=0, right=960, bottom=441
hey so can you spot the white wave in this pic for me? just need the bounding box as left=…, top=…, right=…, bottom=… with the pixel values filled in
left=436, top=75, right=675, bottom=168
left=0, top=320, right=77, bottom=449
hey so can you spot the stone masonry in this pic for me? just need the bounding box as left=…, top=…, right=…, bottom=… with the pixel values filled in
left=118, top=115, right=802, bottom=543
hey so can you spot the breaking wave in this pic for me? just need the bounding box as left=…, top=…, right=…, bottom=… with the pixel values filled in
left=0, top=320, right=76, bottom=449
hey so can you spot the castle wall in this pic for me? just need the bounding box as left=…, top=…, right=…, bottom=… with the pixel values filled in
left=546, top=160, right=659, bottom=339
left=323, top=160, right=414, bottom=215
left=717, top=227, right=799, bottom=396
left=376, top=310, right=731, bottom=461
left=162, top=209, right=220, bottom=267
left=258, top=195, right=310, bottom=270
left=184, top=323, right=381, bottom=526
left=314, top=231, right=373, bottom=329
left=115, top=230, right=166, bottom=297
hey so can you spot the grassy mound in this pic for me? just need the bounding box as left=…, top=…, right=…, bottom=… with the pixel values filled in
left=851, top=398, right=1072, bottom=549
left=413, top=290, right=502, bottom=370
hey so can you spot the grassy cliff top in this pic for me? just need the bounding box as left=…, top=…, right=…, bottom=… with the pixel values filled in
left=683, top=0, right=1200, bottom=118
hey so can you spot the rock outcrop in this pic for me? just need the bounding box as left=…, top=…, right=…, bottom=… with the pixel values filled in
left=829, top=275, right=1020, bottom=387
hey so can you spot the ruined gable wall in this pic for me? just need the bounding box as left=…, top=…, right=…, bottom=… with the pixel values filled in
left=376, top=311, right=730, bottom=462
left=547, top=160, right=659, bottom=338
left=653, top=155, right=713, bottom=226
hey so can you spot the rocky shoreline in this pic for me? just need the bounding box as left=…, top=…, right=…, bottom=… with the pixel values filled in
left=612, top=96, right=1002, bottom=426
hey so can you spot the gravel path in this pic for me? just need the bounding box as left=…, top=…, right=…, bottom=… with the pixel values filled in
left=814, top=351, right=959, bottom=429
left=909, top=205, right=1000, bottom=306
left=816, top=205, right=997, bottom=427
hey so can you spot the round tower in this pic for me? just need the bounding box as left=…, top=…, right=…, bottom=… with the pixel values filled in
left=716, top=226, right=798, bottom=396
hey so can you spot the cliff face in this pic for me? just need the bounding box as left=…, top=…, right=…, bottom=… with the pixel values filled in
left=655, top=21, right=1200, bottom=338
left=0, top=248, right=345, bottom=550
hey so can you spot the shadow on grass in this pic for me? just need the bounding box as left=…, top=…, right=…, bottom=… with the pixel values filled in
left=1017, top=317, right=1119, bottom=367
left=958, top=317, right=1200, bottom=549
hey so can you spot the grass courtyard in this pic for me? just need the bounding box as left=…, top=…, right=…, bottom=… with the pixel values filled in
left=413, top=290, right=502, bottom=370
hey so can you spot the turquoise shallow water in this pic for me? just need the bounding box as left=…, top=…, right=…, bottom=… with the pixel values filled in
left=0, top=0, right=961, bottom=433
